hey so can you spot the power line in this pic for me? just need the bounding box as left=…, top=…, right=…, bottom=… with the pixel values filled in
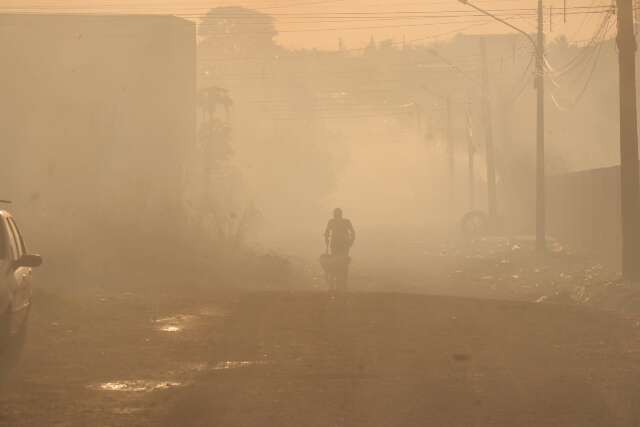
left=0, top=5, right=615, bottom=19
left=505, top=52, right=535, bottom=105
left=550, top=12, right=614, bottom=109
left=551, top=9, right=613, bottom=76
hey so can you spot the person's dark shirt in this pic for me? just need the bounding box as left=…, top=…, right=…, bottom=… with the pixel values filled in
left=325, top=218, right=355, bottom=248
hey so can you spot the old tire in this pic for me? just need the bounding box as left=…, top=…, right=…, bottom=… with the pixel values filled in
left=460, top=210, right=490, bottom=238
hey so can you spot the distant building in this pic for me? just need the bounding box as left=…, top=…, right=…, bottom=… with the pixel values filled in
left=0, top=14, right=196, bottom=284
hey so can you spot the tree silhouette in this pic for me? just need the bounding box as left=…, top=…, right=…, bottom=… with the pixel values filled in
left=199, top=7, right=278, bottom=59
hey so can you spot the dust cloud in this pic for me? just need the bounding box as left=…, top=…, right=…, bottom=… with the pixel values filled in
left=0, top=7, right=628, bottom=287
left=4, top=4, right=640, bottom=426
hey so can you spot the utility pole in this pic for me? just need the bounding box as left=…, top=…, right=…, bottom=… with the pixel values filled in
left=447, top=95, right=455, bottom=212
left=500, top=88, right=513, bottom=213
left=460, top=0, right=546, bottom=251
left=634, top=0, right=640, bottom=34
left=481, top=38, right=498, bottom=223
left=535, top=0, right=546, bottom=252
left=616, top=0, right=640, bottom=281
left=466, top=98, right=475, bottom=210
left=203, top=88, right=215, bottom=187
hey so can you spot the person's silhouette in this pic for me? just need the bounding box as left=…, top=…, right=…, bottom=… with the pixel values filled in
left=324, top=208, right=355, bottom=256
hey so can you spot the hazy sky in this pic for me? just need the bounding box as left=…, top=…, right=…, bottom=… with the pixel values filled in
left=2, top=1, right=615, bottom=49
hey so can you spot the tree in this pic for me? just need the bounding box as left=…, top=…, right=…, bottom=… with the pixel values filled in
left=199, top=7, right=279, bottom=59
left=199, top=86, right=233, bottom=167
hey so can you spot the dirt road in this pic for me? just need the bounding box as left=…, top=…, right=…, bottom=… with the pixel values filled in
left=2, top=287, right=640, bottom=426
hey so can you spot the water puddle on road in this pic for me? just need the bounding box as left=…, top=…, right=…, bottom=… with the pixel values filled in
left=154, top=306, right=228, bottom=333
left=158, top=325, right=183, bottom=332
left=154, top=314, right=198, bottom=333
left=90, top=380, right=183, bottom=392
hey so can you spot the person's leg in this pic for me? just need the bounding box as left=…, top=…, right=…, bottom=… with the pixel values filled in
left=330, top=244, right=350, bottom=292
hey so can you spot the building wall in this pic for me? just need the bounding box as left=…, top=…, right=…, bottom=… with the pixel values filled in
left=0, top=14, right=196, bottom=285
left=546, top=166, right=622, bottom=268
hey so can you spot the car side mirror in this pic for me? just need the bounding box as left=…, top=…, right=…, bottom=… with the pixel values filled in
left=15, top=254, right=43, bottom=269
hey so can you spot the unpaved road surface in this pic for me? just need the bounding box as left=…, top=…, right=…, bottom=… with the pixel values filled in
left=2, top=288, right=640, bottom=426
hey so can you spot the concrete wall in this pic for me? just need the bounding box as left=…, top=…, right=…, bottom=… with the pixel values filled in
left=0, top=14, right=197, bottom=285
left=546, top=166, right=622, bottom=268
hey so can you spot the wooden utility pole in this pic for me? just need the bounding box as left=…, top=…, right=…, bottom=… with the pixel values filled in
left=466, top=98, right=475, bottom=210
left=460, top=0, right=545, bottom=249
left=447, top=96, right=455, bottom=212
left=616, top=0, right=640, bottom=281
left=634, top=0, right=640, bottom=34
left=481, top=38, right=497, bottom=223
left=535, top=0, right=546, bottom=252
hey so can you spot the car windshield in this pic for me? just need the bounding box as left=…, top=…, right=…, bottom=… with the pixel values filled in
left=8, top=217, right=26, bottom=256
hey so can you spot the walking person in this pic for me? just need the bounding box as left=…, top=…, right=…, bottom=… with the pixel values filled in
left=322, top=208, right=355, bottom=292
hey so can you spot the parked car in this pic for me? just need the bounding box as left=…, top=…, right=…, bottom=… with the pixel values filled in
left=0, top=209, right=42, bottom=378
